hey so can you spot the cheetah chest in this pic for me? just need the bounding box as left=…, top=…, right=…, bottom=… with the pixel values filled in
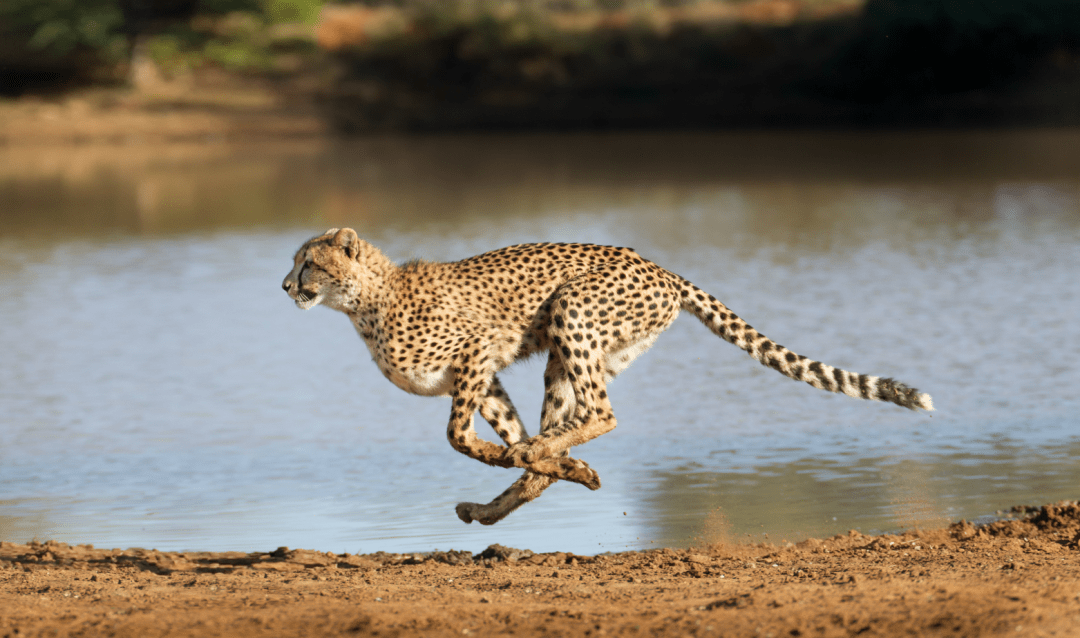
left=353, top=321, right=455, bottom=397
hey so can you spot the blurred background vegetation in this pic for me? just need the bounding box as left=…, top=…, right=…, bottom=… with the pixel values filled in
left=0, top=0, right=324, bottom=94
left=2, top=0, right=1080, bottom=127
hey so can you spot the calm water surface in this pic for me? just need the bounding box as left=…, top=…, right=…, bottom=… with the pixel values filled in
left=1, top=131, right=1078, bottom=553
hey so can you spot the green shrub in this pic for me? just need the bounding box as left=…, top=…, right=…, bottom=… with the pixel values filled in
left=0, top=0, right=126, bottom=59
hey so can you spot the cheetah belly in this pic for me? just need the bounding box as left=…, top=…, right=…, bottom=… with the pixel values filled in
left=603, top=333, right=661, bottom=382
left=380, top=362, right=455, bottom=397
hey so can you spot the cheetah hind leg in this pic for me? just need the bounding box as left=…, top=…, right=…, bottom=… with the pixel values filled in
left=475, top=375, right=600, bottom=491
left=456, top=467, right=559, bottom=525
left=456, top=452, right=599, bottom=524
left=457, top=355, right=593, bottom=525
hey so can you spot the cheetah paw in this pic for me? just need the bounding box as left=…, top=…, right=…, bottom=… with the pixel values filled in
left=456, top=502, right=477, bottom=524
left=558, top=458, right=601, bottom=491
left=455, top=502, right=502, bottom=526
left=529, top=456, right=602, bottom=490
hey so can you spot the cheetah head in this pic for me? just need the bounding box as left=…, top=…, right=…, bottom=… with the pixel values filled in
left=282, top=228, right=364, bottom=311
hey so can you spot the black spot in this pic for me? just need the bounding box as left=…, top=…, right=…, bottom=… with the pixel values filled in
left=785, top=352, right=797, bottom=362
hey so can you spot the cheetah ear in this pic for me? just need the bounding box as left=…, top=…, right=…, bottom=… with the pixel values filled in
left=332, top=227, right=360, bottom=259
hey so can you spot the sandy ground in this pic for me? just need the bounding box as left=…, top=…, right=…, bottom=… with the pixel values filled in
left=1, top=502, right=1077, bottom=637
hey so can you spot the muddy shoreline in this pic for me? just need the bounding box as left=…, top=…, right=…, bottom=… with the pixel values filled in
left=2, top=502, right=1077, bottom=637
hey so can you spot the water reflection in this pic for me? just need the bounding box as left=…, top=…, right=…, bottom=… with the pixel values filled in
left=643, top=440, right=1080, bottom=547
left=5, top=130, right=1080, bottom=244
left=0, top=131, right=1078, bottom=553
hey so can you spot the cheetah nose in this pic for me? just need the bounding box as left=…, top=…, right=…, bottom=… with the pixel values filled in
left=282, top=280, right=293, bottom=292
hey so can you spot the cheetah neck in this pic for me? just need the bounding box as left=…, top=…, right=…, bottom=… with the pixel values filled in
left=340, top=245, right=397, bottom=315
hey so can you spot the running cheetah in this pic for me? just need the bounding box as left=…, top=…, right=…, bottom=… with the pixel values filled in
left=282, top=228, right=933, bottom=525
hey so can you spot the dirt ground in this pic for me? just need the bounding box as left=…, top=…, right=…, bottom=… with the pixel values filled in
left=1, top=503, right=1077, bottom=638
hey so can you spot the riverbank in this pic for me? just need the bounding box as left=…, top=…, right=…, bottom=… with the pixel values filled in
left=2, top=502, right=1077, bottom=637
left=319, top=0, right=1080, bottom=132
left=0, top=70, right=325, bottom=145
left=7, top=0, right=1080, bottom=142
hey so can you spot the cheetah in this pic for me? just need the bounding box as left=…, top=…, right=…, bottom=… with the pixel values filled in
left=282, top=228, right=933, bottom=525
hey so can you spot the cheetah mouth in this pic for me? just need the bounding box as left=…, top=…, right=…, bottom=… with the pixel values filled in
left=293, top=288, right=321, bottom=309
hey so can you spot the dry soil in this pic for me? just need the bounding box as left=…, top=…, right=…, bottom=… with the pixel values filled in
left=2, top=502, right=1078, bottom=637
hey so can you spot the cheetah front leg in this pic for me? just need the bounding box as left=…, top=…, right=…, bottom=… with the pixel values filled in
left=444, top=358, right=515, bottom=470
left=475, top=376, right=528, bottom=446
left=456, top=356, right=583, bottom=525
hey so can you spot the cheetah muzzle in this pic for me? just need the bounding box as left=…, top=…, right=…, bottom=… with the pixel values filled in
left=283, top=228, right=933, bottom=525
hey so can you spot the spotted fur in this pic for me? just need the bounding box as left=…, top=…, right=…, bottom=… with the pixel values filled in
left=283, top=228, right=933, bottom=525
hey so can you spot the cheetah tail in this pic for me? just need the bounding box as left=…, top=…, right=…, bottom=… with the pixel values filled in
left=677, top=279, right=934, bottom=412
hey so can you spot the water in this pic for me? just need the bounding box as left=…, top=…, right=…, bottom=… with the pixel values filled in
left=1, top=131, right=1078, bottom=554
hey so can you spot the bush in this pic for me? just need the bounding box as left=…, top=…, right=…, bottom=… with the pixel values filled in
left=0, top=0, right=126, bottom=58
left=0, top=0, right=326, bottom=93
